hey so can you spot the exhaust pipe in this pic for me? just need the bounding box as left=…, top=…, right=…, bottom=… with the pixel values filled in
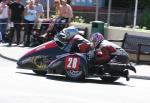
left=107, top=63, right=136, bottom=73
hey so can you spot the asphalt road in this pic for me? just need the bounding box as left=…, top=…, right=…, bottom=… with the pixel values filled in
left=0, top=57, right=150, bottom=103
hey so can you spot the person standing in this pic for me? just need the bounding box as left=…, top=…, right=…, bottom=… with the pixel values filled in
left=34, top=0, right=44, bottom=18
left=60, top=0, right=73, bottom=24
left=46, top=0, right=73, bottom=34
left=0, top=0, right=8, bottom=43
left=8, top=0, right=24, bottom=46
left=34, top=0, right=44, bottom=29
left=23, top=0, right=37, bottom=47
left=6, top=0, right=12, bottom=7
left=55, top=0, right=61, bottom=16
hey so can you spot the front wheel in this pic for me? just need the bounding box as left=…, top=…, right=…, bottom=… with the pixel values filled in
left=65, top=66, right=85, bottom=81
left=32, top=70, right=47, bottom=75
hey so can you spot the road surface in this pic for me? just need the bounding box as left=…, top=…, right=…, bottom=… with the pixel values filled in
left=0, top=57, right=150, bottom=103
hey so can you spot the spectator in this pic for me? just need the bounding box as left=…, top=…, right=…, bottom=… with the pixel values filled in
left=0, top=30, right=2, bottom=42
left=34, top=0, right=44, bottom=29
left=34, top=0, right=44, bottom=18
left=6, top=0, right=12, bottom=7
left=0, top=0, right=9, bottom=43
left=8, top=0, right=24, bottom=46
left=23, top=0, right=37, bottom=47
left=60, top=0, right=73, bottom=24
left=55, top=0, right=61, bottom=16
left=44, top=0, right=73, bottom=34
left=42, top=0, right=61, bottom=34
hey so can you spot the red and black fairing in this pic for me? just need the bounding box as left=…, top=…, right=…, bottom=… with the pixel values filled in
left=47, top=53, right=88, bottom=76
left=17, top=39, right=89, bottom=76
left=69, top=35, right=93, bottom=53
left=17, top=40, right=67, bottom=69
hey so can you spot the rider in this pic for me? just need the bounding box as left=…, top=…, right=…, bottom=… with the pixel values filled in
left=90, top=32, right=131, bottom=81
left=55, top=26, right=93, bottom=53
left=90, top=32, right=129, bottom=65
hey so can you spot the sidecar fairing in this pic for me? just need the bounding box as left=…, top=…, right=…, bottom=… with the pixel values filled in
left=17, top=40, right=67, bottom=72
left=47, top=53, right=89, bottom=80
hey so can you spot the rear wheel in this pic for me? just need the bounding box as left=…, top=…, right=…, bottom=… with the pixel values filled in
left=100, top=70, right=120, bottom=82
left=100, top=75, right=120, bottom=82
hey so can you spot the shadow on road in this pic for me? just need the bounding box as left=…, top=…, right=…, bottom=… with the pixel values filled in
left=15, top=71, right=136, bottom=87
left=130, top=75, right=150, bottom=80
left=46, top=74, right=128, bottom=86
left=16, top=72, right=46, bottom=78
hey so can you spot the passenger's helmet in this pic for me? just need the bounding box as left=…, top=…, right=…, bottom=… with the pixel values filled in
left=57, top=26, right=79, bottom=43
left=90, top=32, right=104, bottom=47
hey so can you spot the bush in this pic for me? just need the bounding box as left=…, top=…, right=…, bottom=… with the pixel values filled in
left=142, top=9, right=150, bottom=29
left=73, top=16, right=85, bottom=23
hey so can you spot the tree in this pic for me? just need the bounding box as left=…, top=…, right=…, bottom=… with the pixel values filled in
left=142, top=9, right=150, bottom=29
left=105, top=0, right=150, bottom=10
left=138, top=0, right=150, bottom=9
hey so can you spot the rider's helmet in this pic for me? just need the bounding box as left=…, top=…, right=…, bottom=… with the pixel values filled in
left=90, top=32, right=104, bottom=48
left=56, top=26, right=79, bottom=43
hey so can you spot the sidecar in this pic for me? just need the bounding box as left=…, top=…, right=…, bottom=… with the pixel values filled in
left=17, top=40, right=89, bottom=80
left=17, top=40, right=67, bottom=75
left=47, top=53, right=89, bottom=80
left=17, top=39, right=136, bottom=82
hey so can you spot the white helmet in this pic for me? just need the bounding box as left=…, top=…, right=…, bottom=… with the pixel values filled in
left=57, top=26, right=79, bottom=42
left=90, top=32, right=104, bottom=47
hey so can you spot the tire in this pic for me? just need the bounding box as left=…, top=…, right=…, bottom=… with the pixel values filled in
left=100, top=75, right=120, bottom=82
left=65, top=65, right=85, bottom=81
left=32, top=57, right=48, bottom=75
left=32, top=70, right=47, bottom=75
left=100, top=65, right=121, bottom=82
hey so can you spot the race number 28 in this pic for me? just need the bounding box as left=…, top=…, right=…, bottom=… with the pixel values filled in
left=65, top=57, right=80, bottom=70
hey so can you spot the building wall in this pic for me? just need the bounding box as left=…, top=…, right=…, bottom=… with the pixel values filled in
left=20, top=0, right=52, bottom=7
left=71, top=0, right=105, bottom=7
left=19, top=0, right=105, bottom=9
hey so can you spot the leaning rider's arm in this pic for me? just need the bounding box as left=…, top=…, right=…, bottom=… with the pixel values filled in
left=100, top=47, right=111, bottom=60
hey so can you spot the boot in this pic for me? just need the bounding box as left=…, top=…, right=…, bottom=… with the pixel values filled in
left=122, top=70, right=130, bottom=81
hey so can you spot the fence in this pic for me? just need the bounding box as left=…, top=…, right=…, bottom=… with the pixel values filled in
left=2, top=0, right=149, bottom=29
